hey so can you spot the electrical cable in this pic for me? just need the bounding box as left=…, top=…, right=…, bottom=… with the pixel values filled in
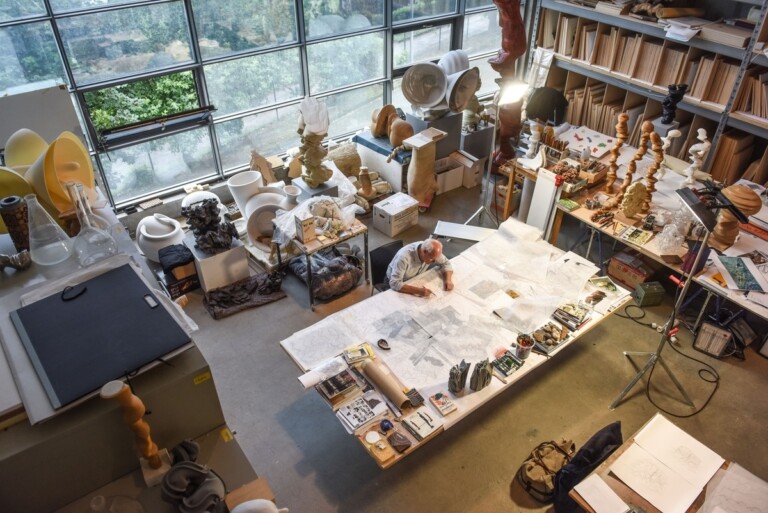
left=618, top=287, right=721, bottom=418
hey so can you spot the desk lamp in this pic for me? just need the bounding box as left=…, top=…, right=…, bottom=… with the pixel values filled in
left=610, top=187, right=744, bottom=410
left=465, top=78, right=527, bottom=227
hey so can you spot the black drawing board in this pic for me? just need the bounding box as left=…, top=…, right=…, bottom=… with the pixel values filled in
left=10, top=264, right=191, bottom=409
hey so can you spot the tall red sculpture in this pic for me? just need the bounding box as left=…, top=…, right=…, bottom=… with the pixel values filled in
left=489, top=0, right=527, bottom=169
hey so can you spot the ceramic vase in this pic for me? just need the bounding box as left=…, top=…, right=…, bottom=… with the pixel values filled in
left=227, top=170, right=264, bottom=216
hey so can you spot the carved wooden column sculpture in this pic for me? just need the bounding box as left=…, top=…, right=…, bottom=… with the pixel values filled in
left=101, top=380, right=172, bottom=485
left=604, top=112, right=628, bottom=193
left=607, top=120, right=652, bottom=208
left=641, top=131, right=664, bottom=215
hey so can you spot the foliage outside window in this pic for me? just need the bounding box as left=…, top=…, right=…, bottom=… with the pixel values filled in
left=84, top=71, right=198, bottom=134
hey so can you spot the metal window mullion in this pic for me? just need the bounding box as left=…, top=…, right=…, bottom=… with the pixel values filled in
left=50, top=0, right=179, bottom=19
left=295, top=0, right=311, bottom=97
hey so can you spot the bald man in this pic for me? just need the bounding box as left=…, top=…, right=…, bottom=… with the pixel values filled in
left=386, top=238, right=454, bottom=297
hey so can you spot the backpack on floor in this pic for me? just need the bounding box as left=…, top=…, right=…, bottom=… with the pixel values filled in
left=516, top=439, right=576, bottom=503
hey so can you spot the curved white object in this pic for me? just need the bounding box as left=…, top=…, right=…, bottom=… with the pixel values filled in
left=227, top=170, right=264, bottom=216
left=401, top=63, right=448, bottom=109
left=136, top=213, right=185, bottom=262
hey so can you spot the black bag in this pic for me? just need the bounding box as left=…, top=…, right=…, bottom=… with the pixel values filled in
left=516, top=439, right=576, bottom=503
left=553, top=421, right=623, bottom=513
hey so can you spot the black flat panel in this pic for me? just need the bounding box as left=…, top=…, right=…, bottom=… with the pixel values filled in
left=10, top=264, right=190, bottom=409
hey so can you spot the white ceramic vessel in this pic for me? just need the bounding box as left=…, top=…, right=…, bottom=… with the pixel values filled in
left=227, top=170, right=264, bottom=215
left=136, top=213, right=184, bottom=262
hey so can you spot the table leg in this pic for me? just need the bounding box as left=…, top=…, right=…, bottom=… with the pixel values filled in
left=306, top=253, right=314, bottom=311
left=364, top=232, right=369, bottom=284
left=585, top=228, right=596, bottom=261
left=549, top=208, right=564, bottom=245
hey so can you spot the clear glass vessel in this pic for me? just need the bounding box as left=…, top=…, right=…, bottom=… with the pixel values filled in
left=25, top=194, right=73, bottom=267
left=66, top=182, right=117, bottom=267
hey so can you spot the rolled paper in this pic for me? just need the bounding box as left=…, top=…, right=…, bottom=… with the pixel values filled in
left=361, top=360, right=410, bottom=410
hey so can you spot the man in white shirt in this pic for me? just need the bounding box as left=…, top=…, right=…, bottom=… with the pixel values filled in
left=386, top=238, right=454, bottom=297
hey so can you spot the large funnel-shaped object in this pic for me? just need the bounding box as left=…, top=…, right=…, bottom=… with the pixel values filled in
left=445, top=67, right=480, bottom=112
left=4, top=129, right=48, bottom=168
left=26, top=132, right=94, bottom=213
left=401, top=63, right=448, bottom=109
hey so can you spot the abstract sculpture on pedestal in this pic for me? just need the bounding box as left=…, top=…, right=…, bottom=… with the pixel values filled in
left=181, top=198, right=238, bottom=254
left=657, top=129, right=682, bottom=180
left=297, top=97, right=332, bottom=188
left=607, top=120, right=653, bottom=208
left=100, top=380, right=171, bottom=486
left=640, top=131, right=664, bottom=214
left=682, top=128, right=712, bottom=186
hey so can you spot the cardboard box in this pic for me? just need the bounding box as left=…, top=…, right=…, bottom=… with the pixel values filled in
left=450, top=149, right=485, bottom=189
left=185, top=235, right=250, bottom=292
left=373, top=192, right=419, bottom=237
left=435, top=156, right=463, bottom=195
left=294, top=212, right=316, bottom=244
left=608, top=250, right=653, bottom=290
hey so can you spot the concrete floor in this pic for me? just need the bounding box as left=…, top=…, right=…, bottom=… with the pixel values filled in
left=183, top=184, right=768, bottom=513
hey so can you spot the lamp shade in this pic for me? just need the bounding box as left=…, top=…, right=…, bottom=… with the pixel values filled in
left=26, top=131, right=94, bottom=213
left=401, top=63, right=448, bottom=109
left=4, top=129, right=48, bottom=168
left=437, top=49, right=470, bottom=76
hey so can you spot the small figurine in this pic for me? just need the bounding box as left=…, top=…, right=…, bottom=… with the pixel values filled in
left=525, top=121, right=542, bottom=158
left=682, top=128, right=712, bottom=186
left=657, top=129, right=682, bottom=180
left=462, top=77, right=488, bottom=132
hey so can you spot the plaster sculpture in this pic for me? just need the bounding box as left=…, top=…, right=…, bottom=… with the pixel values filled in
left=604, top=112, right=629, bottom=193
left=462, top=77, right=487, bottom=132
left=250, top=150, right=278, bottom=185
left=371, top=105, right=415, bottom=147
left=181, top=198, right=238, bottom=254
left=620, top=181, right=648, bottom=218
left=657, top=129, right=682, bottom=180
left=709, top=184, right=763, bottom=252
left=525, top=121, right=542, bottom=158
left=681, top=128, right=712, bottom=186
left=297, top=97, right=332, bottom=188
left=0, top=249, right=32, bottom=271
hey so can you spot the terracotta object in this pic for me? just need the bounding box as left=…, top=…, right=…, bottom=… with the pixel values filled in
left=389, top=117, right=414, bottom=147
left=710, top=185, right=762, bottom=252
left=100, top=380, right=162, bottom=469
left=641, top=131, right=664, bottom=214
left=620, top=181, right=647, bottom=218
left=358, top=166, right=374, bottom=198
left=604, top=112, right=628, bottom=193
left=608, top=120, right=652, bottom=208
left=372, top=105, right=397, bottom=138
left=488, top=0, right=527, bottom=77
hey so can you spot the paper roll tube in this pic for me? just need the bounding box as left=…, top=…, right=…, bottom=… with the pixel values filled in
left=360, top=360, right=410, bottom=410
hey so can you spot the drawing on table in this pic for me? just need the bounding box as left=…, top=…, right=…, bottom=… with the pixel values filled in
left=700, top=463, right=768, bottom=513
left=673, top=445, right=702, bottom=471
left=469, top=279, right=500, bottom=299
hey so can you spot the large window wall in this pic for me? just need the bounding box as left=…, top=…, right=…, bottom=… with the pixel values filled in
left=1, top=0, right=502, bottom=208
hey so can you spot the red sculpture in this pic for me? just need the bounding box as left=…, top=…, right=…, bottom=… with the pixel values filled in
left=489, top=0, right=528, bottom=170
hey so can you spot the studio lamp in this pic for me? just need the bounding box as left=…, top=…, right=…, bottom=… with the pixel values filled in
left=465, top=78, right=528, bottom=227
left=610, top=187, right=732, bottom=410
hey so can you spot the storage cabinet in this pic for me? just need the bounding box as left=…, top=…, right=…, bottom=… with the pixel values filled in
left=531, top=0, right=768, bottom=185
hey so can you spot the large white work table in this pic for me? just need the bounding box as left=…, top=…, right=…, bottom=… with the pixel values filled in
left=281, top=218, right=630, bottom=467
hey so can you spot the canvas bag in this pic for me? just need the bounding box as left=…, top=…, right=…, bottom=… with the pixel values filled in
left=516, top=439, right=576, bottom=503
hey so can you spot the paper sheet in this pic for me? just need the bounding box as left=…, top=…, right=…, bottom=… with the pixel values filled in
left=297, top=355, right=348, bottom=389
left=610, top=442, right=702, bottom=513
left=700, top=463, right=768, bottom=513
left=574, top=474, right=628, bottom=513
left=634, top=414, right=725, bottom=491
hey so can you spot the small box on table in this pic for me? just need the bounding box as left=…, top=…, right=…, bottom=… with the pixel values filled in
left=294, top=212, right=316, bottom=244
left=184, top=235, right=250, bottom=292
left=373, top=192, right=419, bottom=237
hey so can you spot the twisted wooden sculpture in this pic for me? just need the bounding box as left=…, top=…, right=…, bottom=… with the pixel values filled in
left=604, top=112, right=629, bottom=193
left=641, top=131, right=664, bottom=214
left=101, top=380, right=162, bottom=469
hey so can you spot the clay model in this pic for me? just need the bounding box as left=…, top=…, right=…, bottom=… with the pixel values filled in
left=607, top=120, right=652, bottom=208
left=449, top=360, right=470, bottom=394
left=488, top=0, right=527, bottom=76
left=641, top=131, right=664, bottom=214
left=620, top=181, right=648, bottom=218
left=181, top=198, right=238, bottom=254
left=297, top=97, right=333, bottom=188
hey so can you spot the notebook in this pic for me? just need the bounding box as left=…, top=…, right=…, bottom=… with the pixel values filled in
left=10, top=264, right=191, bottom=409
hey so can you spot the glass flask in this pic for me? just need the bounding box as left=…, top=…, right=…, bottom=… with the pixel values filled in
left=25, top=194, right=73, bottom=267
left=66, top=182, right=118, bottom=267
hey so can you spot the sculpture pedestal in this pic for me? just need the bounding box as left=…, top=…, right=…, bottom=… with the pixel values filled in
left=140, top=448, right=172, bottom=487
left=185, top=235, right=249, bottom=292
left=292, top=177, right=338, bottom=201
left=652, top=117, right=679, bottom=137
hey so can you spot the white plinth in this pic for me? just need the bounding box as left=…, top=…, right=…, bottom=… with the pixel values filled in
left=185, top=235, right=250, bottom=292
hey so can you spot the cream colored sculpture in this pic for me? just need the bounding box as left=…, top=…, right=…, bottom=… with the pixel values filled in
left=709, top=184, right=763, bottom=252
left=249, top=150, right=278, bottom=184
left=621, top=181, right=647, bottom=218
left=100, top=380, right=172, bottom=486
left=297, top=97, right=332, bottom=188
left=405, top=129, right=446, bottom=204
left=641, top=131, right=664, bottom=214
left=604, top=112, right=628, bottom=193
left=525, top=121, right=542, bottom=158
left=656, top=129, right=682, bottom=180
left=681, top=128, right=711, bottom=186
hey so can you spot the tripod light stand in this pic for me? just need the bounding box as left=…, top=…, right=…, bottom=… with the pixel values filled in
left=610, top=188, right=721, bottom=410
left=465, top=79, right=528, bottom=227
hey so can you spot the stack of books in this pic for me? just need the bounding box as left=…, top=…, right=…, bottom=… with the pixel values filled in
left=335, top=390, right=389, bottom=434
left=401, top=407, right=442, bottom=441
left=553, top=303, right=591, bottom=331
left=316, top=369, right=364, bottom=410
left=491, top=350, right=524, bottom=383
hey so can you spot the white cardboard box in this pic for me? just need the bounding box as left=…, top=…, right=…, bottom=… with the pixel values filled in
left=450, top=150, right=485, bottom=189
left=435, top=156, right=464, bottom=195
left=294, top=212, right=316, bottom=243
left=185, top=235, right=250, bottom=292
left=373, top=192, right=419, bottom=237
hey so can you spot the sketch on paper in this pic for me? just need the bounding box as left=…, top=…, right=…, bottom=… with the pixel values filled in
left=673, top=445, right=702, bottom=472
left=701, top=463, right=768, bottom=513
left=469, top=279, right=500, bottom=300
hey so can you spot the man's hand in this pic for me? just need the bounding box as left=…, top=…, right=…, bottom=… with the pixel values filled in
left=418, top=286, right=434, bottom=297
left=443, top=271, right=454, bottom=292
left=444, top=279, right=454, bottom=291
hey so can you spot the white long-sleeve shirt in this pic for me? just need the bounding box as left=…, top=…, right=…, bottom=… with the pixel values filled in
left=386, top=241, right=452, bottom=291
